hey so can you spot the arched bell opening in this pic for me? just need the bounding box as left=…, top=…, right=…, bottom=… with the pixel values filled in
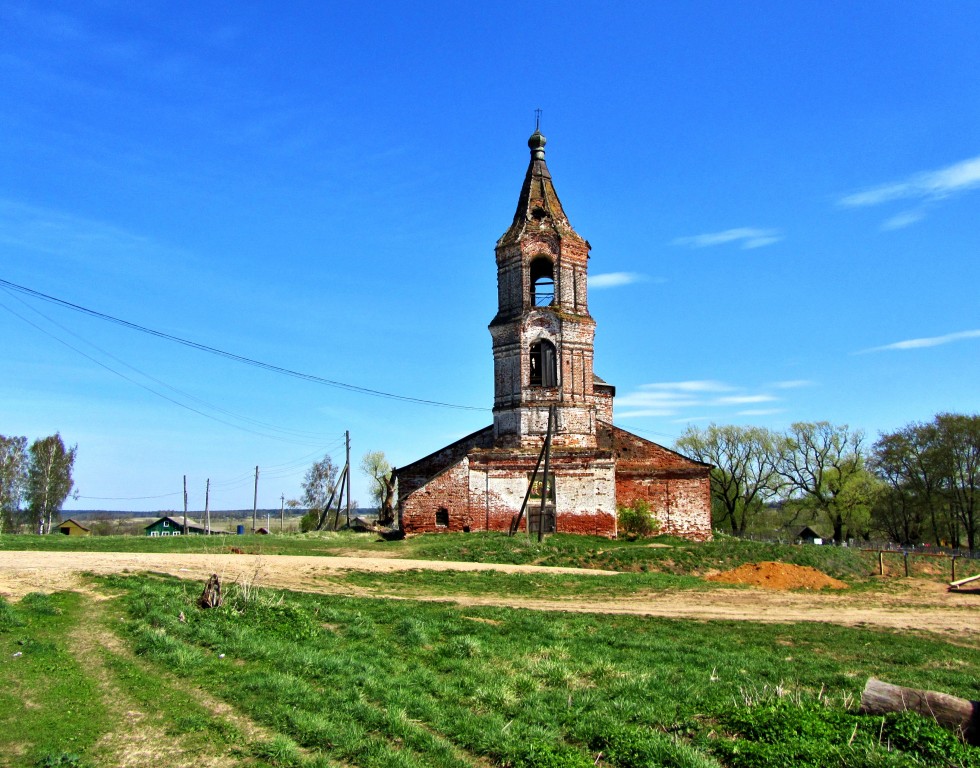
left=530, top=256, right=555, bottom=307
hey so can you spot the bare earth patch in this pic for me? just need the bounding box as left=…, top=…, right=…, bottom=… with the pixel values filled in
left=1, top=550, right=977, bottom=643
left=706, top=561, right=849, bottom=590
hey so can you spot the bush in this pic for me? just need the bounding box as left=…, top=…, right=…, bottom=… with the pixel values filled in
left=299, top=509, right=320, bottom=532
left=617, top=499, right=659, bottom=538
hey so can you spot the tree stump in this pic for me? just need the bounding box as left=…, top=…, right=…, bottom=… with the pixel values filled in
left=198, top=573, right=223, bottom=609
left=860, top=677, right=979, bottom=744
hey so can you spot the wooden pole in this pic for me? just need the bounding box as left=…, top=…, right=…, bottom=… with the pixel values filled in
left=861, top=677, right=979, bottom=744
left=537, top=405, right=556, bottom=543
left=345, top=431, right=352, bottom=527
left=903, top=550, right=910, bottom=577
left=280, top=493, right=285, bottom=533
left=878, top=550, right=884, bottom=576
left=205, top=478, right=210, bottom=534
left=252, top=465, right=259, bottom=533
left=183, top=475, right=188, bottom=535
left=510, top=413, right=550, bottom=536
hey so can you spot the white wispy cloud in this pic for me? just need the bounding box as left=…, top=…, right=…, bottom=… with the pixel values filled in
left=858, top=329, right=980, bottom=354
left=616, top=380, right=785, bottom=421
left=716, top=394, right=777, bottom=405
left=0, top=199, right=176, bottom=276
left=881, top=209, right=926, bottom=230
left=671, top=227, right=782, bottom=250
left=840, top=155, right=980, bottom=228
left=770, top=379, right=814, bottom=389
left=589, top=272, right=650, bottom=289
left=637, top=380, right=734, bottom=393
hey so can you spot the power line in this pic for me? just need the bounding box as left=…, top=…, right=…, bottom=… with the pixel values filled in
left=1, top=289, right=336, bottom=443
left=0, top=298, right=328, bottom=446
left=1, top=277, right=488, bottom=412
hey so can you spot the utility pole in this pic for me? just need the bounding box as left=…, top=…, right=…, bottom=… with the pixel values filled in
left=345, top=430, right=352, bottom=526
left=183, top=475, right=188, bottom=535
left=280, top=494, right=285, bottom=533
left=252, top=465, right=259, bottom=533
left=538, top=406, right=556, bottom=543
left=205, top=478, right=211, bottom=535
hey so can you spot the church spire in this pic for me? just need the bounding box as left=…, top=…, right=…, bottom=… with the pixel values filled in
left=498, top=127, right=580, bottom=247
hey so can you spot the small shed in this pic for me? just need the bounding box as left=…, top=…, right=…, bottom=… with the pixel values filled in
left=797, top=526, right=823, bottom=545
left=55, top=518, right=91, bottom=536
left=145, top=516, right=229, bottom=536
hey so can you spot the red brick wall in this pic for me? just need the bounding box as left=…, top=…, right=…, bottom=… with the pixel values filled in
left=608, top=425, right=713, bottom=541
left=400, top=457, right=472, bottom=534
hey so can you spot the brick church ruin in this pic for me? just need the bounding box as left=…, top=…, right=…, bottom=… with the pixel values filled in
left=394, top=129, right=712, bottom=540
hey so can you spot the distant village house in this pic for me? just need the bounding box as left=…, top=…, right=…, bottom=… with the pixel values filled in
left=144, top=516, right=229, bottom=536
left=54, top=518, right=91, bottom=536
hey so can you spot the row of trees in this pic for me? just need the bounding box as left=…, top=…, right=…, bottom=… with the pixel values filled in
left=298, top=450, right=395, bottom=532
left=675, top=415, right=979, bottom=549
left=0, top=433, right=78, bottom=534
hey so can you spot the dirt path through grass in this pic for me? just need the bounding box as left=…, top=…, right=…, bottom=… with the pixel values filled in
left=2, top=550, right=977, bottom=641
left=70, top=589, right=276, bottom=767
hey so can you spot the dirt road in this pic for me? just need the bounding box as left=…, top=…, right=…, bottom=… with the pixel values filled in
left=1, top=550, right=976, bottom=641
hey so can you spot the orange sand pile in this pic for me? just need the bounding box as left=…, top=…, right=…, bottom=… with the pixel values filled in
left=707, top=561, right=848, bottom=590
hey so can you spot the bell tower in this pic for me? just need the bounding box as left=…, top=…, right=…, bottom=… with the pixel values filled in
left=489, top=129, right=599, bottom=449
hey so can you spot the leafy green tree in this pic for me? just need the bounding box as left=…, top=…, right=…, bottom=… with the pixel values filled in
left=0, top=435, right=28, bottom=532
left=833, top=469, right=883, bottom=540
left=778, top=422, right=865, bottom=543
left=301, top=454, right=339, bottom=531
left=26, top=434, right=77, bottom=535
left=360, top=450, right=395, bottom=525
left=870, top=414, right=980, bottom=549
left=869, top=424, right=943, bottom=545
left=934, top=413, right=980, bottom=550
left=676, top=424, right=784, bottom=535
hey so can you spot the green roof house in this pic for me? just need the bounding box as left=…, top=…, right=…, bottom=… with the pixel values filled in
left=144, top=516, right=229, bottom=536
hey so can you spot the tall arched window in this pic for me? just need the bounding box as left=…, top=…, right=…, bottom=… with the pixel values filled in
left=529, top=339, right=557, bottom=387
left=530, top=257, right=554, bottom=306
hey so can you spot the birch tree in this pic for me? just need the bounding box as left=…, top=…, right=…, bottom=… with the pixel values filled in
left=26, top=434, right=77, bottom=534
left=0, top=435, right=28, bottom=532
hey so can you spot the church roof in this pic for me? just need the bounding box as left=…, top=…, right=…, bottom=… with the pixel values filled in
left=497, top=130, right=585, bottom=247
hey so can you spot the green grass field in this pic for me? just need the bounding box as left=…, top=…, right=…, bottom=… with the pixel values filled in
left=2, top=533, right=979, bottom=767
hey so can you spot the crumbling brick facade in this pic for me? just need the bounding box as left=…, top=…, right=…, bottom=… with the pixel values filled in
left=396, top=130, right=712, bottom=540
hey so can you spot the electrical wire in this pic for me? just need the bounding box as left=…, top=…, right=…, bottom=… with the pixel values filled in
left=0, top=277, right=488, bottom=412
left=2, top=288, right=341, bottom=443
left=0, top=298, right=333, bottom=447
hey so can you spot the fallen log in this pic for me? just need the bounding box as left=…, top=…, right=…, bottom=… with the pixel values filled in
left=198, top=573, right=223, bottom=609
left=950, top=572, right=980, bottom=589
left=860, top=677, right=979, bottom=744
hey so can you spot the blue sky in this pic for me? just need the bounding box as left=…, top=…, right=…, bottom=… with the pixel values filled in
left=2, top=2, right=979, bottom=513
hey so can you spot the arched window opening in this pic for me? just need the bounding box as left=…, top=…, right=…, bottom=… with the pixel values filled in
left=530, top=257, right=554, bottom=306
left=529, top=340, right=557, bottom=387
